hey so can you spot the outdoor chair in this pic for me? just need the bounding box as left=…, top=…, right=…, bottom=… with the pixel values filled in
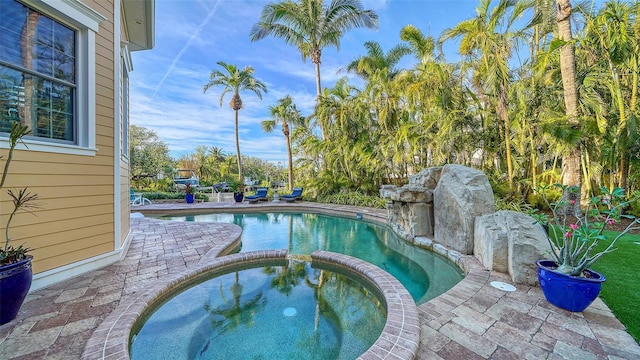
left=281, top=187, right=303, bottom=202
left=245, top=187, right=269, bottom=203
left=130, top=188, right=152, bottom=206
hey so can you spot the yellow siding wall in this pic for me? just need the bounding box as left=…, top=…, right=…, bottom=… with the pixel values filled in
left=0, top=0, right=120, bottom=274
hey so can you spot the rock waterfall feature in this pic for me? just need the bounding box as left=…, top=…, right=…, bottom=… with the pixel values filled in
left=381, top=164, right=547, bottom=285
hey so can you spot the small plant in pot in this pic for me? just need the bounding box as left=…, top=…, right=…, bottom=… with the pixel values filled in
left=233, top=186, right=244, bottom=203
left=1, top=123, right=41, bottom=325
left=529, top=184, right=640, bottom=312
left=184, top=183, right=195, bottom=203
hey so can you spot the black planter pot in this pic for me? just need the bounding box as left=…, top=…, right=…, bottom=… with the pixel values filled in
left=536, top=260, right=605, bottom=312
left=0, top=256, right=33, bottom=325
left=233, top=192, right=244, bottom=202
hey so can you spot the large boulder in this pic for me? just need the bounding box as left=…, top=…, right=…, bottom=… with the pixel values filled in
left=434, top=164, right=494, bottom=254
left=474, top=210, right=548, bottom=285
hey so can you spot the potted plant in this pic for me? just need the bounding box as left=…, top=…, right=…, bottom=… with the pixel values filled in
left=184, top=183, right=195, bottom=204
left=1, top=123, right=41, bottom=325
left=529, top=184, right=640, bottom=312
left=233, top=187, right=244, bottom=203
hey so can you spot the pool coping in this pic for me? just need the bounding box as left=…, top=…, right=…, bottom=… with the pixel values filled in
left=82, top=248, right=421, bottom=360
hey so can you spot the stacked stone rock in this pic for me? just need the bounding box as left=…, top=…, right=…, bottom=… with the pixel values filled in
left=381, top=164, right=548, bottom=286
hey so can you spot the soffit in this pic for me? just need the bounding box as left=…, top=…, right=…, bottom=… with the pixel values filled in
left=122, top=0, right=155, bottom=51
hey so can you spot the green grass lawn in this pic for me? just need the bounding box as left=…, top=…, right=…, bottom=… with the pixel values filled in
left=591, top=231, right=640, bottom=344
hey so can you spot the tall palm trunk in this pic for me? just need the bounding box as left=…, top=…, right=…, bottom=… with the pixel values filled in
left=621, top=56, right=639, bottom=190
left=498, top=84, right=514, bottom=189
left=231, top=92, right=243, bottom=182
left=311, top=48, right=326, bottom=141
left=283, top=122, right=294, bottom=190
left=234, top=109, right=242, bottom=182
left=20, top=11, right=39, bottom=129
left=557, top=0, right=581, bottom=209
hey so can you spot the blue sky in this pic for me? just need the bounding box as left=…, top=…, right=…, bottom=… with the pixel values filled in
left=128, top=0, right=491, bottom=162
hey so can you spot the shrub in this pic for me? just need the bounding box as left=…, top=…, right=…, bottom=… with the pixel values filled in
left=318, top=191, right=387, bottom=208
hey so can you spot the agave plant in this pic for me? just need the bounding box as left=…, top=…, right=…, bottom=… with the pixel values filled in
left=529, top=184, right=640, bottom=276
left=1, top=123, right=41, bottom=265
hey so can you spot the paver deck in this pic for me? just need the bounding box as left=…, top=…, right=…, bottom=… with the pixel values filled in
left=0, top=201, right=638, bottom=359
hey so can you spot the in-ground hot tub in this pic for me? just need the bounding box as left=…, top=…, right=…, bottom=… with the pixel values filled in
left=86, top=250, right=419, bottom=359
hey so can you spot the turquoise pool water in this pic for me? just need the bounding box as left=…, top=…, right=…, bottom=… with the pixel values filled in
left=130, top=261, right=386, bottom=360
left=162, top=212, right=463, bottom=304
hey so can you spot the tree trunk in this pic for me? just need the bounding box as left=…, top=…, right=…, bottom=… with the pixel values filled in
left=498, top=84, right=514, bottom=189
left=311, top=47, right=326, bottom=141
left=314, top=61, right=326, bottom=141
left=283, top=122, right=294, bottom=189
left=557, top=0, right=581, bottom=212
left=234, top=109, right=242, bottom=182
left=621, top=58, right=638, bottom=190
left=20, top=11, right=39, bottom=129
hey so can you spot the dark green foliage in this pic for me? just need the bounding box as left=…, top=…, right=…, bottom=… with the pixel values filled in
left=494, top=196, right=531, bottom=212
left=318, top=191, right=386, bottom=208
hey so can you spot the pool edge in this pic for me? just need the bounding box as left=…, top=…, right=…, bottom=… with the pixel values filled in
left=82, top=249, right=421, bottom=360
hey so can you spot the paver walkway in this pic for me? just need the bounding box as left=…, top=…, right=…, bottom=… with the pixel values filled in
left=0, top=201, right=638, bottom=359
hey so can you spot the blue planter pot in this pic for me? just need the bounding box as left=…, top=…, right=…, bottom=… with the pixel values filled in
left=185, top=194, right=194, bottom=203
left=0, top=256, right=33, bottom=325
left=233, top=192, right=244, bottom=202
left=536, top=260, right=605, bottom=312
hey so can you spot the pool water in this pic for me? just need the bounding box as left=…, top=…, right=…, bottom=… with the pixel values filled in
left=163, top=212, right=463, bottom=304
left=130, top=261, right=386, bottom=360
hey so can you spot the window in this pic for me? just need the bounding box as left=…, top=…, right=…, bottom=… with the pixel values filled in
left=122, top=57, right=130, bottom=158
left=0, top=0, right=105, bottom=154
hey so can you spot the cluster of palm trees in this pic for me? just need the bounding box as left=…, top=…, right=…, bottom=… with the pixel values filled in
left=204, top=0, right=378, bottom=191
left=204, top=0, right=640, bottom=202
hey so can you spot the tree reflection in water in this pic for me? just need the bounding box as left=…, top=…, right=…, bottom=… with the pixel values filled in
left=134, top=261, right=385, bottom=360
left=203, top=271, right=266, bottom=339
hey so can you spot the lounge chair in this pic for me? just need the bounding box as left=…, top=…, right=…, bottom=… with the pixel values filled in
left=245, top=187, right=269, bottom=203
left=281, top=187, right=303, bottom=202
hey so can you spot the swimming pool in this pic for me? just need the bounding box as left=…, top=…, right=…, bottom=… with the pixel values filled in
left=161, top=212, right=463, bottom=304
left=130, top=258, right=387, bottom=360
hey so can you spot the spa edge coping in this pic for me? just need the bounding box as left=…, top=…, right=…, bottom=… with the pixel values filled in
left=81, top=248, right=422, bottom=360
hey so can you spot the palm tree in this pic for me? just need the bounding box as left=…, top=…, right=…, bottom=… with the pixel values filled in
left=343, top=41, right=411, bottom=80
left=440, top=0, right=537, bottom=190
left=203, top=61, right=267, bottom=182
left=399, top=24, right=436, bottom=65
left=581, top=0, right=639, bottom=191
left=250, top=0, right=378, bottom=140
left=556, top=0, right=581, bottom=203
left=262, top=95, right=302, bottom=189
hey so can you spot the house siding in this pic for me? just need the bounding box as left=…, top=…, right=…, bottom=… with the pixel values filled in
left=0, top=0, right=120, bottom=276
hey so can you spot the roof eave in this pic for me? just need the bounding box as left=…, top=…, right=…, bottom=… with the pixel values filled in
left=122, top=0, right=155, bottom=51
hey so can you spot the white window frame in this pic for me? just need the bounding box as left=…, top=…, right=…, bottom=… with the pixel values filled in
left=121, top=44, right=132, bottom=160
left=0, top=0, right=106, bottom=156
